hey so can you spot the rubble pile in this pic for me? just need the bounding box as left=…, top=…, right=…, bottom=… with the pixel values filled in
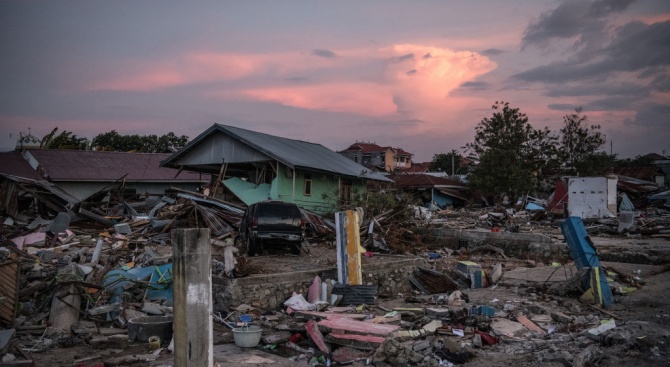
left=0, top=174, right=669, bottom=366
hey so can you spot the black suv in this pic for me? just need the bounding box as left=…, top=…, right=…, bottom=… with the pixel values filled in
left=236, top=200, right=306, bottom=256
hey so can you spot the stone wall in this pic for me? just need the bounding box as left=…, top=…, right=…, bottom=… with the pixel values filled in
left=213, top=257, right=426, bottom=312
left=428, top=228, right=567, bottom=261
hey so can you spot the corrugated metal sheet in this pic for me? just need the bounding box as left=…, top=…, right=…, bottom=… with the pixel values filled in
left=393, top=174, right=466, bottom=189
left=0, top=173, right=80, bottom=211
left=25, top=149, right=207, bottom=182
left=0, top=151, right=43, bottom=180
left=0, top=260, right=20, bottom=326
left=162, top=124, right=392, bottom=182
left=331, top=284, right=378, bottom=305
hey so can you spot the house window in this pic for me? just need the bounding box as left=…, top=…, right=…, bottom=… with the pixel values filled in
left=304, top=173, right=312, bottom=196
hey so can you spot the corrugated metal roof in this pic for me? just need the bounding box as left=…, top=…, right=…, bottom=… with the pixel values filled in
left=25, top=149, right=207, bottom=182
left=0, top=151, right=43, bottom=180
left=612, top=166, right=661, bottom=181
left=162, top=124, right=392, bottom=182
left=393, top=174, right=466, bottom=188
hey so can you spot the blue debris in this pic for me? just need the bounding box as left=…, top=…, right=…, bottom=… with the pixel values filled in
left=103, top=263, right=174, bottom=304
left=525, top=202, right=545, bottom=211
left=560, top=216, right=613, bottom=308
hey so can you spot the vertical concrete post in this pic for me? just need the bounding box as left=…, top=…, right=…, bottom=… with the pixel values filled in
left=172, top=228, right=213, bottom=367
left=335, top=210, right=363, bottom=285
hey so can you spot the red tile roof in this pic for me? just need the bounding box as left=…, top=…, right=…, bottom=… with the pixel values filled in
left=25, top=149, right=207, bottom=182
left=399, top=162, right=430, bottom=173
left=340, top=143, right=389, bottom=153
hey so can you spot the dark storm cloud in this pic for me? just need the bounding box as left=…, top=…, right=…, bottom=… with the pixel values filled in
left=514, top=20, right=670, bottom=83
left=521, top=0, right=636, bottom=48
left=650, top=74, right=670, bottom=92
left=311, top=49, right=338, bottom=59
left=546, top=82, right=649, bottom=98
left=605, top=21, right=670, bottom=72
left=480, top=48, right=505, bottom=56
left=390, top=53, right=414, bottom=63
left=631, top=102, right=670, bottom=127
left=549, top=95, right=639, bottom=112
left=458, top=81, right=490, bottom=91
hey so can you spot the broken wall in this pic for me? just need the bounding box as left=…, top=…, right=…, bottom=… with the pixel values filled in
left=212, top=258, right=425, bottom=312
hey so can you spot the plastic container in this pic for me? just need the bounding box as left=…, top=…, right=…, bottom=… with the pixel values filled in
left=233, top=325, right=262, bottom=348
left=127, top=315, right=173, bottom=342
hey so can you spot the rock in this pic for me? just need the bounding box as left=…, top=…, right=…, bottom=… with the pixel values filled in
left=71, top=321, right=98, bottom=335
left=90, top=334, right=128, bottom=350
left=141, top=302, right=163, bottom=315
left=551, top=311, right=572, bottom=324
left=0, top=329, right=16, bottom=354
left=332, top=346, right=369, bottom=364
left=262, top=331, right=292, bottom=345
left=472, top=333, right=483, bottom=348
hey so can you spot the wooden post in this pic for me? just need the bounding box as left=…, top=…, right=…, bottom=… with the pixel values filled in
left=172, top=228, right=213, bottom=367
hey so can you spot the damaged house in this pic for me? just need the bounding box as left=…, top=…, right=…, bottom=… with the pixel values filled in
left=0, top=150, right=208, bottom=201
left=160, top=124, right=392, bottom=213
left=392, top=173, right=470, bottom=209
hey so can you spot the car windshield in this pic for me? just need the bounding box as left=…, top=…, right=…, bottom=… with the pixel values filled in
left=257, top=203, right=300, bottom=218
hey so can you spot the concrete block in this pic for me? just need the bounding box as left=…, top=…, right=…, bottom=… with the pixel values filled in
left=457, top=261, right=481, bottom=277
left=0, top=329, right=16, bottom=354
left=141, top=302, right=164, bottom=315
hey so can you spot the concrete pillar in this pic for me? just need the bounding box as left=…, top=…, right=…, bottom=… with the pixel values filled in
left=171, top=228, right=213, bottom=367
left=335, top=210, right=363, bottom=285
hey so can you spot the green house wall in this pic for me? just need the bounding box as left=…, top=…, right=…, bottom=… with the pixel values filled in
left=272, top=164, right=366, bottom=214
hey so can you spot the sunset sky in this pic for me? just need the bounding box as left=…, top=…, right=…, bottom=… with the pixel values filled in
left=1, top=0, right=669, bottom=161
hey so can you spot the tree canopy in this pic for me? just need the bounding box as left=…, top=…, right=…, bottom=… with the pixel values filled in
left=40, top=128, right=89, bottom=150
left=90, top=130, right=189, bottom=152
left=465, top=101, right=557, bottom=197
left=559, top=108, right=607, bottom=175
left=429, top=150, right=467, bottom=175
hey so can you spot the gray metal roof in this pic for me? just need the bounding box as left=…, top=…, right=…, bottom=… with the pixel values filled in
left=162, top=124, right=392, bottom=182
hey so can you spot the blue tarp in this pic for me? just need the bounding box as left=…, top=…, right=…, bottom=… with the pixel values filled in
left=103, top=263, right=173, bottom=303
left=619, top=193, right=634, bottom=212
left=525, top=202, right=545, bottom=211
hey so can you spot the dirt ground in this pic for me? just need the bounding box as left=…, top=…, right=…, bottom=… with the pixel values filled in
left=18, top=235, right=670, bottom=367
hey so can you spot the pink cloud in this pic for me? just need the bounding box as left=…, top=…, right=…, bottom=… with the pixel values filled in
left=239, top=83, right=396, bottom=116
left=89, top=44, right=496, bottom=130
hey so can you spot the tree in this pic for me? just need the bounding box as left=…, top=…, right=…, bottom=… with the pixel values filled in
left=91, top=130, right=189, bottom=152
left=40, top=128, right=89, bottom=149
left=466, top=101, right=557, bottom=198
left=429, top=150, right=466, bottom=175
left=559, top=108, right=606, bottom=174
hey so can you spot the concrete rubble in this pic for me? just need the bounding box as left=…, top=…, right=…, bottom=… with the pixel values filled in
left=0, top=176, right=669, bottom=366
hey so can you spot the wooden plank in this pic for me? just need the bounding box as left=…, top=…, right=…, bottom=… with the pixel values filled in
left=317, top=316, right=398, bottom=336
left=0, top=261, right=19, bottom=326
left=328, top=333, right=386, bottom=344
left=296, top=311, right=367, bottom=320
left=325, top=333, right=385, bottom=350
left=305, top=320, right=329, bottom=354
